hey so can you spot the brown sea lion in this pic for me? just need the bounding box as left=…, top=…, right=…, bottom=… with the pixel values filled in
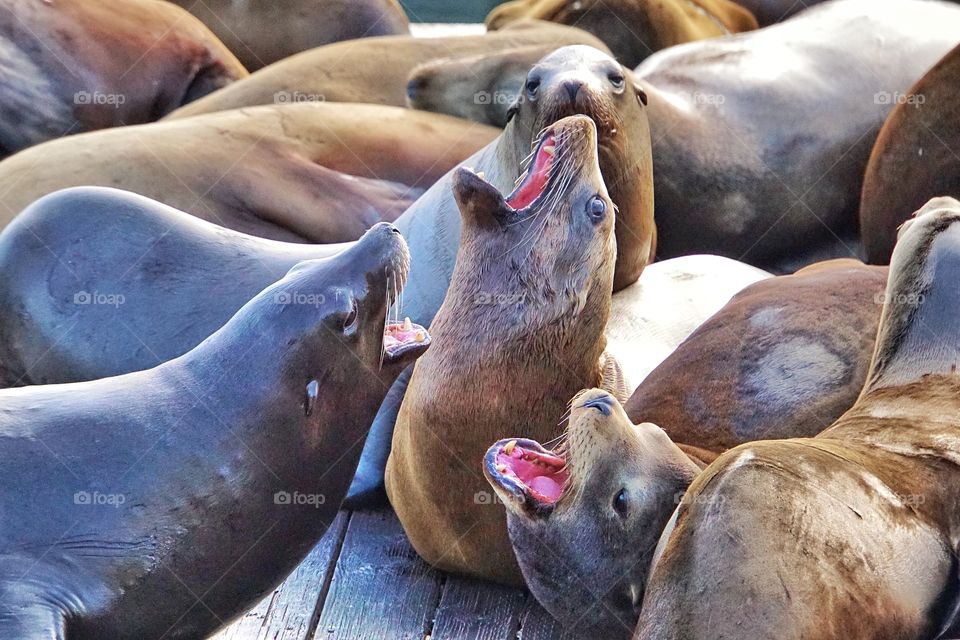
left=860, top=44, right=960, bottom=264
left=483, top=259, right=886, bottom=638
left=635, top=196, right=960, bottom=639
left=386, top=115, right=622, bottom=585
left=0, top=102, right=498, bottom=242
left=485, top=0, right=758, bottom=68
left=0, top=0, right=246, bottom=157
left=165, top=21, right=608, bottom=119
left=169, top=0, right=410, bottom=71
left=0, top=223, right=431, bottom=639
left=636, top=0, right=960, bottom=271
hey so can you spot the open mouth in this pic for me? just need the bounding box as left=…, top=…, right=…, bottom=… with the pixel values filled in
left=505, top=132, right=557, bottom=211
left=484, top=437, right=569, bottom=516
left=383, top=316, right=430, bottom=362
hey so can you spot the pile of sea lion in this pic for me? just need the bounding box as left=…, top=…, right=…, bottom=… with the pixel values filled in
left=2, top=0, right=960, bottom=637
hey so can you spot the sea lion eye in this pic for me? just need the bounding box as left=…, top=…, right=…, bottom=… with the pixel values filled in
left=526, top=78, right=540, bottom=101
left=342, top=298, right=359, bottom=332
left=613, top=488, right=629, bottom=517
left=608, top=72, right=625, bottom=91
left=588, top=196, right=606, bottom=223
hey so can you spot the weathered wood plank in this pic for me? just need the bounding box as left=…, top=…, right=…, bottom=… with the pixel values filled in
left=430, top=576, right=527, bottom=640
left=210, top=513, right=350, bottom=640
left=516, top=595, right=570, bottom=640
left=314, top=509, right=443, bottom=639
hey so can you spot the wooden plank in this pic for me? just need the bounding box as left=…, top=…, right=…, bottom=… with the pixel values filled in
left=430, top=576, right=527, bottom=640
left=516, top=595, right=570, bottom=640
left=210, top=513, right=350, bottom=640
left=314, top=509, right=443, bottom=640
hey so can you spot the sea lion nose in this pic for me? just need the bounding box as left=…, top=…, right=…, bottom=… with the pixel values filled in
left=406, top=77, right=423, bottom=102
left=563, top=79, right=583, bottom=102
left=389, top=225, right=401, bottom=235
left=581, top=393, right=613, bottom=416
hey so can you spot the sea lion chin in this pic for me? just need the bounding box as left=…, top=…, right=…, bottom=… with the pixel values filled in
left=484, top=389, right=700, bottom=639
left=386, top=114, right=624, bottom=585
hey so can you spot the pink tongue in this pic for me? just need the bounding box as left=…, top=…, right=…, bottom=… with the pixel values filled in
left=528, top=476, right=563, bottom=502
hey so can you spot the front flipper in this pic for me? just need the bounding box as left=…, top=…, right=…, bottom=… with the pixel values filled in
left=345, top=364, right=413, bottom=507
left=599, top=350, right=630, bottom=405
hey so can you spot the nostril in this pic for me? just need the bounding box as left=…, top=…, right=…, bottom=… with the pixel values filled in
left=406, top=78, right=421, bottom=102
left=563, top=80, right=583, bottom=102
left=389, top=225, right=401, bottom=235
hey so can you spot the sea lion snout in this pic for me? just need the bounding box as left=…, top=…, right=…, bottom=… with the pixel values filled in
left=578, top=390, right=614, bottom=415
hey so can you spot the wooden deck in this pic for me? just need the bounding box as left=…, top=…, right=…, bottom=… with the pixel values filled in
left=211, top=508, right=570, bottom=640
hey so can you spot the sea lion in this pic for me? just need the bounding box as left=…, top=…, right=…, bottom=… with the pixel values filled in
left=483, top=259, right=886, bottom=638
left=636, top=0, right=960, bottom=271
left=860, top=44, right=960, bottom=264
left=0, top=0, right=246, bottom=157
left=634, top=196, right=960, bottom=639
left=169, top=0, right=410, bottom=71
left=0, top=223, right=430, bottom=640
left=406, top=44, right=610, bottom=128
left=165, top=21, right=608, bottom=119
left=0, top=102, right=498, bottom=242
left=386, top=115, right=622, bottom=585
left=485, top=390, right=702, bottom=639
left=485, top=0, right=758, bottom=68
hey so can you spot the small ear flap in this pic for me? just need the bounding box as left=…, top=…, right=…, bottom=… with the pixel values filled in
left=452, top=168, right=511, bottom=228
left=505, top=100, right=520, bottom=122
left=634, top=81, right=648, bottom=106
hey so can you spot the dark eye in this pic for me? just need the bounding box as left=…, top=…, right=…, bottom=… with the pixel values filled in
left=526, top=78, right=540, bottom=101
left=608, top=72, right=625, bottom=91
left=588, top=196, right=606, bottom=223
left=613, top=488, right=629, bottom=517
left=342, top=298, right=359, bottom=332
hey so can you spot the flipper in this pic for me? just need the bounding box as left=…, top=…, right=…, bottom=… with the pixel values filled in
left=345, top=365, right=413, bottom=507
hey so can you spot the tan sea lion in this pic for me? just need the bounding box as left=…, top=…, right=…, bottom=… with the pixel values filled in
left=637, top=0, right=960, bottom=271
left=169, top=0, right=410, bottom=71
left=483, top=259, right=886, bottom=638
left=635, top=196, right=960, bottom=639
left=860, top=44, right=960, bottom=264
left=485, top=0, right=758, bottom=67
left=0, top=0, right=246, bottom=157
left=0, top=103, right=498, bottom=242
left=386, top=115, right=622, bottom=585
left=165, top=21, right=608, bottom=119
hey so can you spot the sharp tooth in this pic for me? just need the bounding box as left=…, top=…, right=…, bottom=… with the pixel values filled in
left=403, top=317, right=412, bottom=331
left=476, top=171, right=485, bottom=179
left=504, top=440, right=517, bottom=456
left=415, top=332, right=425, bottom=342
left=542, top=144, right=556, bottom=156
left=496, top=464, right=508, bottom=473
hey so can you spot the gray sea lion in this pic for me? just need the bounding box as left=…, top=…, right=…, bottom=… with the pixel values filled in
left=483, top=259, right=886, bottom=638
left=169, top=0, right=410, bottom=71
left=636, top=0, right=960, bottom=271
left=635, top=196, right=960, bottom=639
left=485, top=0, right=758, bottom=67
left=0, top=0, right=246, bottom=157
left=0, top=103, right=498, bottom=242
left=0, top=223, right=430, bottom=639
